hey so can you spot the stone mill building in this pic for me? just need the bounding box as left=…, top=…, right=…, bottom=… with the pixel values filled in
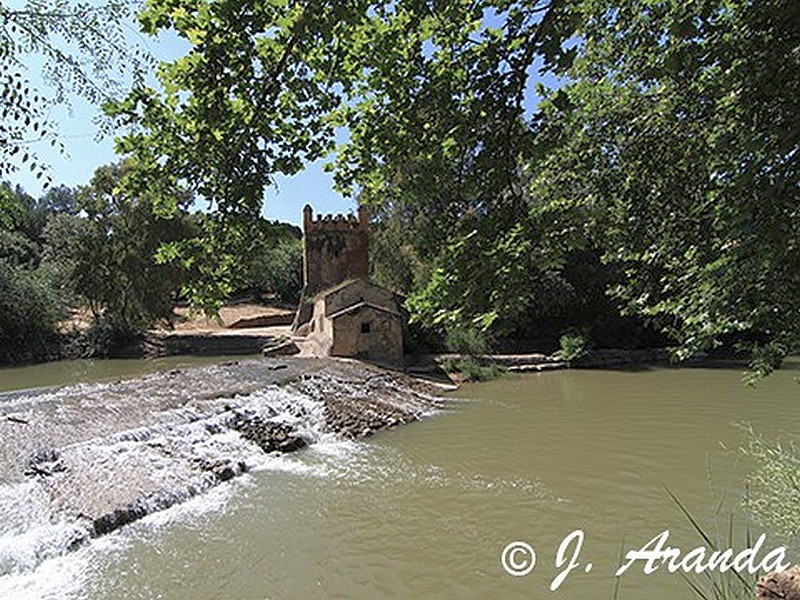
left=292, top=204, right=405, bottom=365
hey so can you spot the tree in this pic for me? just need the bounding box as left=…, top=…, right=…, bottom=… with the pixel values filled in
left=0, top=182, right=63, bottom=360
left=40, top=206, right=87, bottom=304
left=0, top=1, right=150, bottom=183
left=107, top=0, right=571, bottom=307
left=0, top=180, right=82, bottom=306
left=112, top=0, right=798, bottom=372
left=529, top=0, right=799, bottom=376
left=73, top=161, right=197, bottom=334
left=0, top=259, right=62, bottom=360
left=237, top=219, right=303, bottom=305
left=0, top=181, right=41, bottom=266
left=367, top=200, right=434, bottom=296
left=39, top=184, right=76, bottom=214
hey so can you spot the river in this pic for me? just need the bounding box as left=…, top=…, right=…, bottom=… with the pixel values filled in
left=0, top=357, right=798, bottom=599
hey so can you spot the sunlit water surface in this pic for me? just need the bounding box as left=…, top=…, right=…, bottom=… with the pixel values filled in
left=1, top=358, right=798, bottom=599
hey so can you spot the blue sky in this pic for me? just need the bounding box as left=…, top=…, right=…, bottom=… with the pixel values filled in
left=8, top=21, right=354, bottom=226
left=8, top=4, right=560, bottom=225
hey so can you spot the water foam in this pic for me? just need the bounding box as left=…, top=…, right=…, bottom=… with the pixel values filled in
left=0, top=383, right=338, bottom=592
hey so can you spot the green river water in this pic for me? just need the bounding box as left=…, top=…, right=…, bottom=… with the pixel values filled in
left=0, top=357, right=798, bottom=599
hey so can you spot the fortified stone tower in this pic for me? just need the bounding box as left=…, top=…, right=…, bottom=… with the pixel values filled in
left=293, top=204, right=369, bottom=331
left=302, top=204, right=369, bottom=295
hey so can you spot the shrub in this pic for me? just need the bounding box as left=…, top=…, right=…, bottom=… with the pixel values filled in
left=740, top=425, right=800, bottom=540
left=441, top=356, right=504, bottom=382
left=81, top=316, right=141, bottom=357
left=0, top=260, right=62, bottom=361
left=557, top=331, right=589, bottom=364
left=445, top=326, right=490, bottom=356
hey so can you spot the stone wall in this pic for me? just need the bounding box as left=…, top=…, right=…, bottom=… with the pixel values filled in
left=302, top=204, right=369, bottom=297
left=152, top=332, right=278, bottom=356
left=329, top=305, right=405, bottom=364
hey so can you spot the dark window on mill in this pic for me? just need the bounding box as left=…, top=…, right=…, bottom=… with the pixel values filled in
left=361, top=322, right=371, bottom=334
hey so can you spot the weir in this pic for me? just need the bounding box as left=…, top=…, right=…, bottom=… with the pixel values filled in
left=0, top=358, right=442, bottom=580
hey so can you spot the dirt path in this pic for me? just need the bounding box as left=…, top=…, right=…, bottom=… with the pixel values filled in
left=165, top=303, right=295, bottom=332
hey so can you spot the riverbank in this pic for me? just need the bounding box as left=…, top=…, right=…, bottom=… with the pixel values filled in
left=0, top=303, right=297, bottom=366
left=1, top=300, right=757, bottom=375
left=407, top=348, right=716, bottom=381
left=0, top=357, right=446, bottom=565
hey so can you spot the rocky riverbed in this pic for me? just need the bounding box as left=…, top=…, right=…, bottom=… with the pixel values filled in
left=0, top=358, right=445, bottom=573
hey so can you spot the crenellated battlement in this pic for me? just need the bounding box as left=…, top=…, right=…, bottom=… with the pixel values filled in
left=300, top=204, right=369, bottom=296
left=303, top=205, right=369, bottom=233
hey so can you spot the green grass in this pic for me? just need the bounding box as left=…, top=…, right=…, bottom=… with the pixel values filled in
left=665, top=487, right=757, bottom=600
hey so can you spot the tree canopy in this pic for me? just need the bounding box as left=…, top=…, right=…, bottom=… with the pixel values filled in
left=0, top=181, right=69, bottom=359
left=530, top=0, right=799, bottom=377
left=106, top=0, right=798, bottom=373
